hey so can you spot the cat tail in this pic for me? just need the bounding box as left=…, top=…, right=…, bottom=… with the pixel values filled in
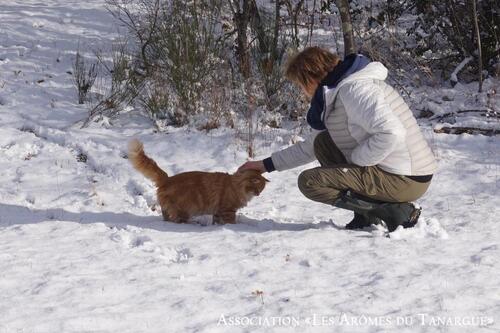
left=128, top=139, right=169, bottom=187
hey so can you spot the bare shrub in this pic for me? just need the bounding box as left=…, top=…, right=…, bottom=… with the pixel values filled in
left=72, top=48, right=98, bottom=104
left=138, top=73, right=177, bottom=131
left=232, top=79, right=264, bottom=158
left=96, top=0, right=314, bottom=136
left=105, top=0, right=225, bottom=126
left=154, top=1, right=225, bottom=123
left=80, top=40, right=140, bottom=128
left=198, top=72, right=235, bottom=131
left=348, top=0, right=499, bottom=86
left=223, top=0, right=308, bottom=128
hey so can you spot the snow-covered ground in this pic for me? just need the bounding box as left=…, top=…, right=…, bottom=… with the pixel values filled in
left=1, top=1, right=499, bottom=332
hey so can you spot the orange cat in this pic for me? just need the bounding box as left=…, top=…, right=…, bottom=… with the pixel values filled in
left=128, top=139, right=268, bottom=224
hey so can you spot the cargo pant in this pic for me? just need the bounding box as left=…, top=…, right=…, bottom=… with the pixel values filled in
left=297, top=131, right=431, bottom=205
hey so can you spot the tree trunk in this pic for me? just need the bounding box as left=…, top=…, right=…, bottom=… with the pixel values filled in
left=248, top=0, right=281, bottom=77
left=231, top=0, right=251, bottom=79
left=249, top=0, right=268, bottom=58
left=469, top=0, right=483, bottom=92
left=284, top=0, right=305, bottom=48
left=335, top=0, right=356, bottom=56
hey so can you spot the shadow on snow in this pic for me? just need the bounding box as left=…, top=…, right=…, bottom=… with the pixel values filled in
left=0, top=203, right=340, bottom=234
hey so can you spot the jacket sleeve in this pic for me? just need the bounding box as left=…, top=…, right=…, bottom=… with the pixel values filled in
left=338, top=81, right=406, bottom=167
left=270, top=130, right=321, bottom=171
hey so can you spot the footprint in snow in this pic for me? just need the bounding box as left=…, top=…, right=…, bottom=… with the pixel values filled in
left=108, top=228, right=193, bottom=263
left=109, top=231, right=152, bottom=249
left=126, top=179, right=144, bottom=196
left=299, top=259, right=311, bottom=267
left=173, top=247, right=193, bottom=263
left=129, top=235, right=153, bottom=248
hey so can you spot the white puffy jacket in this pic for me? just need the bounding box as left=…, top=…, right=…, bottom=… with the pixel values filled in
left=270, top=62, right=437, bottom=176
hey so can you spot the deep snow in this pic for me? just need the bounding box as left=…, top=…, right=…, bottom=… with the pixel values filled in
left=0, top=1, right=499, bottom=332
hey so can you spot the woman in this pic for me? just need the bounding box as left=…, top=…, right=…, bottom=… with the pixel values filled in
left=238, top=47, right=437, bottom=232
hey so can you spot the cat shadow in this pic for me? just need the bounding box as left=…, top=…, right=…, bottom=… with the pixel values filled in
left=0, top=203, right=340, bottom=233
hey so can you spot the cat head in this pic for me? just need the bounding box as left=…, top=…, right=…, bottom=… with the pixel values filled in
left=234, top=169, right=269, bottom=196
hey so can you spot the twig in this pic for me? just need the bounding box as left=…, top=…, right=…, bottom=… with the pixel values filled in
left=434, top=126, right=499, bottom=136
left=427, top=109, right=499, bottom=121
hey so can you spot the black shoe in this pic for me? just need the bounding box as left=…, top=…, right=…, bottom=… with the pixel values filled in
left=335, top=191, right=421, bottom=233
left=345, top=213, right=381, bottom=230
left=371, top=202, right=422, bottom=232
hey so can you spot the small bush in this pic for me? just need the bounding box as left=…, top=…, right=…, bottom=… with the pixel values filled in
left=72, top=49, right=98, bottom=104
left=81, top=40, right=140, bottom=128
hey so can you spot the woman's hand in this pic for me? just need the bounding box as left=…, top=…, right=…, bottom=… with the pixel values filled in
left=237, top=160, right=266, bottom=173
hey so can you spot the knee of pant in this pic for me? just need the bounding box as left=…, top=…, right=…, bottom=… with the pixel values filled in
left=298, top=170, right=315, bottom=195
left=313, top=131, right=328, bottom=155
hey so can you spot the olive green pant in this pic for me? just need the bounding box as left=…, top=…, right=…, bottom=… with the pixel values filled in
left=298, top=131, right=430, bottom=205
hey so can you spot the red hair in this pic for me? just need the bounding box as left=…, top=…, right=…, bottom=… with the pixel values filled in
left=285, top=47, right=340, bottom=86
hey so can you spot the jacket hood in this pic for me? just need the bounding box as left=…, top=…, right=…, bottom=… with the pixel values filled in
left=307, top=54, right=371, bottom=130
left=340, top=61, right=388, bottom=82
left=323, top=62, right=388, bottom=108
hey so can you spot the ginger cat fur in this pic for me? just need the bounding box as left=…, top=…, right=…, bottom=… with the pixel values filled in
left=128, top=139, right=268, bottom=224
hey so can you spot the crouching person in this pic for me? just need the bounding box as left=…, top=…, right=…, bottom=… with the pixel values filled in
left=238, top=47, right=437, bottom=232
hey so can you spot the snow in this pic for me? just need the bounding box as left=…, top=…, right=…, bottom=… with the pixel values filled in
left=1, top=1, right=499, bottom=332
left=414, top=79, right=499, bottom=132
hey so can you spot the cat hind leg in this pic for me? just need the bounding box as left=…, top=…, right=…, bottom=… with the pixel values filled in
left=215, top=211, right=236, bottom=224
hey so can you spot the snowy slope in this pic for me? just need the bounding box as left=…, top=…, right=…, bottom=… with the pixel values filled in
left=1, top=1, right=500, bottom=332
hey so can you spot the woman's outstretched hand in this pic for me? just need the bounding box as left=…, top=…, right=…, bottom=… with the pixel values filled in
left=237, top=160, right=266, bottom=173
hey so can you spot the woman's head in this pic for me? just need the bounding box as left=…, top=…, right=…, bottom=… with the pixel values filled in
left=285, top=47, right=340, bottom=98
